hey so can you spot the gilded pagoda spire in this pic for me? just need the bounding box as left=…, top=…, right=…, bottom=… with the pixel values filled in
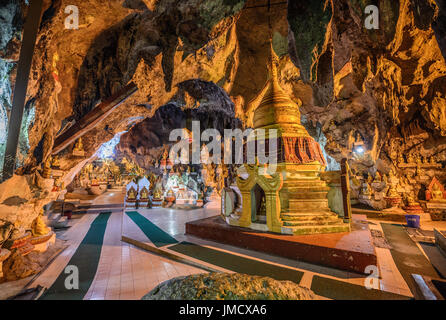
left=251, top=39, right=308, bottom=138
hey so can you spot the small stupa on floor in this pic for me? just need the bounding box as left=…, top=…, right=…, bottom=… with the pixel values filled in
left=230, top=40, right=350, bottom=235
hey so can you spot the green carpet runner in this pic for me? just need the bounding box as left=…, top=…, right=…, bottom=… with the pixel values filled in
left=381, top=223, right=439, bottom=298
left=126, top=211, right=178, bottom=247
left=311, top=275, right=411, bottom=300
left=40, top=213, right=111, bottom=300
left=169, top=241, right=305, bottom=283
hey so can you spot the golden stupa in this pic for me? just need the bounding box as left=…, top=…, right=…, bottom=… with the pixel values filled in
left=232, top=40, right=350, bottom=235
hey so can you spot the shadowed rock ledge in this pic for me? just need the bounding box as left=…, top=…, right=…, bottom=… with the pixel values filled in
left=142, top=273, right=316, bottom=300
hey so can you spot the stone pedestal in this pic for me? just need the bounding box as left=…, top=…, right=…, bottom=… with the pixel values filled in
left=125, top=200, right=137, bottom=208
left=72, top=150, right=85, bottom=157
left=383, top=196, right=405, bottom=214
left=6, top=232, right=34, bottom=256
left=151, top=198, right=163, bottom=208
left=87, top=185, right=106, bottom=195
left=404, top=204, right=432, bottom=222
left=138, top=200, right=149, bottom=207
left=30, top=231, right=56, bottom=253
left=426, top=202, right=446, bottom=210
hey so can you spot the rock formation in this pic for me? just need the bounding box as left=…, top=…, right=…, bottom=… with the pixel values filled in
left=142, top=273, right=316, bottom=300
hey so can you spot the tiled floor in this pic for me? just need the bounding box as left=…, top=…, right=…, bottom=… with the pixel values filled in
left=29, top=193, right=215, bottom=300
left=27, top=191, right=445, bottom=300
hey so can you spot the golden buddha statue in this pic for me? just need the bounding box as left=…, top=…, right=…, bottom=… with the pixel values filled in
left=430, top=156, right=436, bottom=165
left=387, top=185, right=400, bottom=198
left=31, top=210, right=50, bottom=237
left=153, top=189, right=162, bottom=199
left=415, top=154, right=422, bottom=165
left=74, top=137, right=84, bottom=152
left=422, top=156, right=428, bottom=164
left=127, top=186, right=137, bottom=200
left=407, top=154, right=415, bottom=163
left=52, top=155, right=61, bottom=168
left=406, top=193, right=419, bottom=206
left=43, top=156, right=52, bottom=178
left=432, top=183, right=446, bottom=202
left=140, top=187, right=149, bottom=200
left=398, top=153, right=404, bottom=164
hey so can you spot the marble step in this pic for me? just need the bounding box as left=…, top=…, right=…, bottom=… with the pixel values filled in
left=282, top=223, right=350, bottom=235
left=283, top=181, right=328, bottom=188
left=286, top=191, right=329, bottom=200
left=288, top=199, right=329, bottom=210
left=281, top=211, right=338, bottom=221
left=282, top=216, right=342, bottom=226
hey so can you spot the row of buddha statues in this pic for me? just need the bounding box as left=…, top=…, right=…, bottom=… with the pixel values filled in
left=1, top=209, right=56, bottom=280
left=356, top=168, right=446, bottom=215
left=125, top=174, right=204, bottom=208
left=397, top=153, right=441, bottom=167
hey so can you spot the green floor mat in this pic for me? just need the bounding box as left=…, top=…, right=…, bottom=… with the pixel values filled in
left=311, top=275, right=412, bottom=300
left=126, top=211, right=178, bottom=247
left=169, top=242, right=304, bottom=284
left=381, top=223, right=439, bottom=297
left=40, top=213, right=111, bottom=300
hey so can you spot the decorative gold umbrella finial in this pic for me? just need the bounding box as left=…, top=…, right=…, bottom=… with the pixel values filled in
left=268, top=38, right=279, bottom=81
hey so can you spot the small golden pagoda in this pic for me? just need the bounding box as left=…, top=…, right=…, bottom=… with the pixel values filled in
left=232, top=41, right=350, bottom=235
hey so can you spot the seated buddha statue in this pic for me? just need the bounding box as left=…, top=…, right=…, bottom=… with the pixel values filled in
left=387, top=184, right=400, bottom=198
left=406, top=193, right=419, bottom=206
left=415, top=154, right=422, bottom=165
left=153, top=189, right=162, bottom=200
left=397, top=153, right=405, bottom=165
left=431, top=183, right=446, bottom=202
left=127, top=187, right=137, bottom=201
left=73, top=137, right=85, bottom=154
left=31, top=210, right=50, bottom=237
left=140, top=187, right=149, bottom=200
left=430, top=156, right=436, bottom=165
left=43, top=156, right=52, bottom=178
left=52, top=155, right=61, bottom=169
left=75, top=137, right=83, bottom=150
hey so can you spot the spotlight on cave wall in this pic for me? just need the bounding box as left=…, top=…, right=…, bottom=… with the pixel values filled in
left=354, top=145, right=365, bottom=155
left=96, top=131, right=126, bottom=160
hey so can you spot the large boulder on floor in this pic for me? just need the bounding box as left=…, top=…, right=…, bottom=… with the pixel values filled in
left=142, top=273, right=316, bottom=300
